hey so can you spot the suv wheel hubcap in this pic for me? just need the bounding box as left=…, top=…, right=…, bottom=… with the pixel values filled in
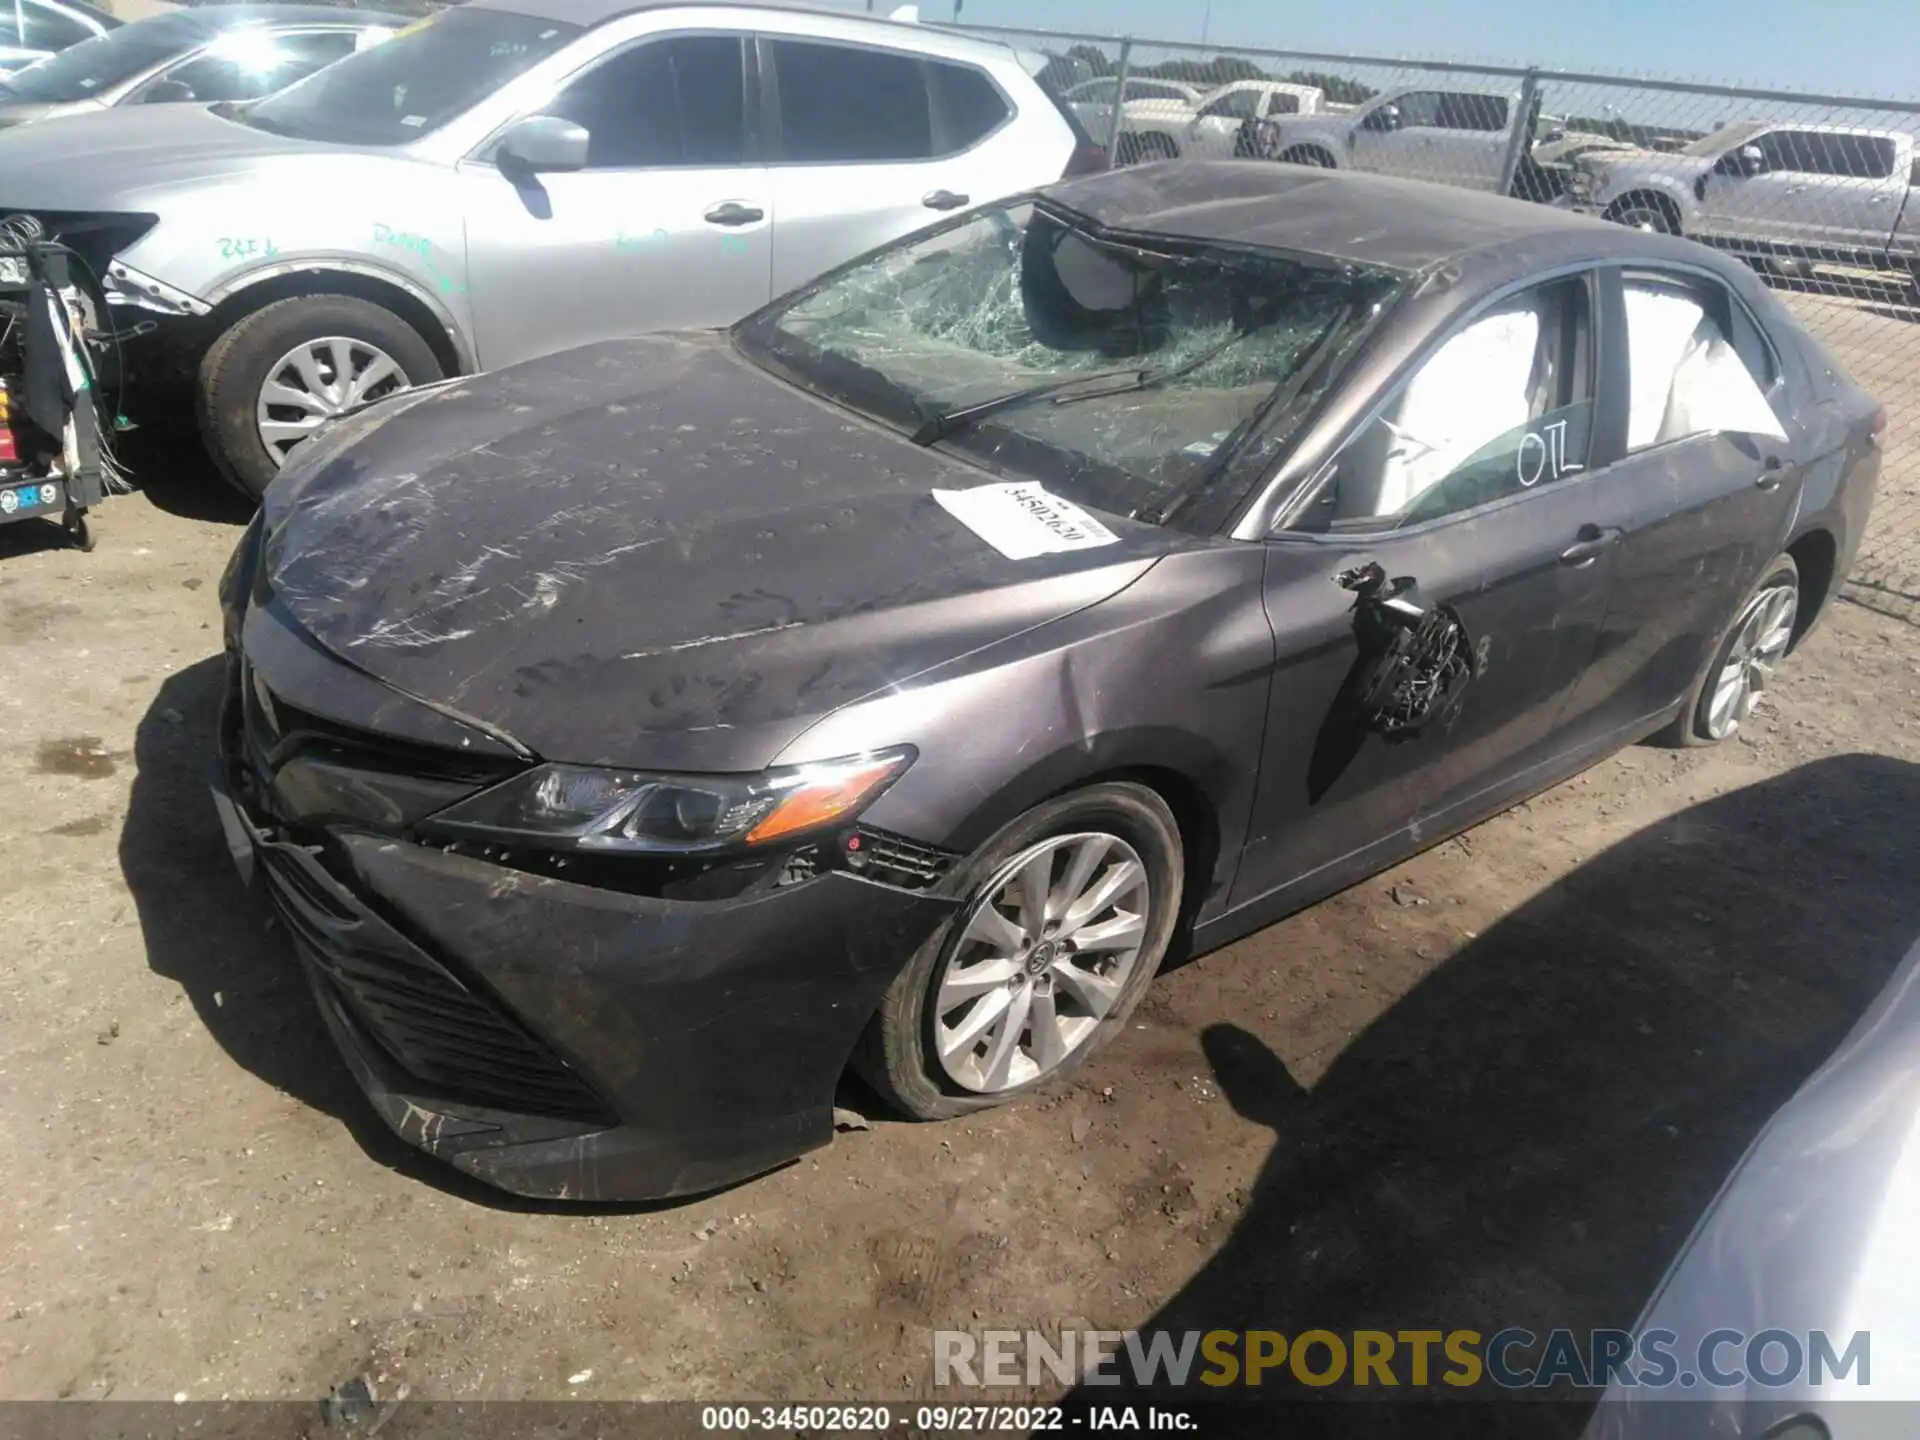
left=256, top=336, right=410, bottom=469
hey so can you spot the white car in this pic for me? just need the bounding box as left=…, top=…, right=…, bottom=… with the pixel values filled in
left=0, top=0, right=114, bottom=76
left=1126, top=79, right=1325, bottom=161
left=1062, top=74, right=1202, bottom=153
left=1257, top=82, right=1532, bottom=192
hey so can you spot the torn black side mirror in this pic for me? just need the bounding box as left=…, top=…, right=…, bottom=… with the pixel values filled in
left=1336, top=561, right=1475, bottom=738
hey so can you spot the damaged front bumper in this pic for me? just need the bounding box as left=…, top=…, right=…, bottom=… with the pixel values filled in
left=210, top=650, right=956, bottom=1202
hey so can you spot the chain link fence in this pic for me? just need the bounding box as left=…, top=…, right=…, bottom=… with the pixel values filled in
left=958, top=23, right=1920, bottom=622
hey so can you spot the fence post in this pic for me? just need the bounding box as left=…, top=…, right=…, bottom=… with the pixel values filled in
left=1496, top=68, right=1541, bottom=198
left=1103, top=39, right=1134, bottom=170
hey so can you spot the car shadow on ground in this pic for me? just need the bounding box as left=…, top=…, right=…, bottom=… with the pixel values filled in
left=119, top=656, right=725, bottom=1215
left=112, top=411, right=255, bottom=527
left=1065, top=753, right=1920, bottom=1438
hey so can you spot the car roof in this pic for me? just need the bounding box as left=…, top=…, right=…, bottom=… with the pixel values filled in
left=464, top=0, right=1016, bottom=57
left=1041, top=161, right=1698, bottom=275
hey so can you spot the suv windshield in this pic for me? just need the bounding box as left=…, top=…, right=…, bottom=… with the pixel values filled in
left=239, top=7, right=580, bottom=145
left=0, top=11, right=208, bottom=102
left=736, top=200, right=1399, bottom=523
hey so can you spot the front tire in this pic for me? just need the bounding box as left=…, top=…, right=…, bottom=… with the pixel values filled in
left=197, top=294, right=442, bottom=501
left=855, top=782, right=1183, bottom=1120
left=1652, top=553, right=1799, bottom=747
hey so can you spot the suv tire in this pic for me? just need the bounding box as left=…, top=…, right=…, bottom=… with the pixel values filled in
left=198, top=294, right=442, bottom=501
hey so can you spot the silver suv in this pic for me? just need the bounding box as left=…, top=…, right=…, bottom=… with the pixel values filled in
left=0, top=0, right=1093, bottom=496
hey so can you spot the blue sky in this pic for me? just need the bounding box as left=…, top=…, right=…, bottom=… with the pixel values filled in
left=945, top=0, right=1918, bottom=102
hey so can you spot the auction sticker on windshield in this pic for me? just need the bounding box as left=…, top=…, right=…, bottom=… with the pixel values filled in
left=932, top=482, right=1119, bottom=561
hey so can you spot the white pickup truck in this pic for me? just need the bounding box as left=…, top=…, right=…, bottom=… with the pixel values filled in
left=1119, top=79, right=1325, bottom=162
left=1253, top=82, right=1537, bottom=192
left=1564, top=121, right=1920, bottom=285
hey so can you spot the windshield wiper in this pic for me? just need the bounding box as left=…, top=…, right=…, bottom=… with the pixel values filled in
left=906, top=324, right=1270, bottom=447
left=907, top=364, right=1147, bottom=447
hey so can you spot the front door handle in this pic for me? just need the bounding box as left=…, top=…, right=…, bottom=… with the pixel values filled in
left=703, top=202, right=764, bottom=227
left=1559, top=524, right=1623, bottom=567
left=922, top=189, right=970, bottom=211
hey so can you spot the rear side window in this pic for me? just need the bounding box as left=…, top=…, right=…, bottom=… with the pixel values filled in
left=770, top=38, right=931, bottom=162
left=1438, top=92, right=1509, bottom=131
left=1621, top=274, right=1783, bottom=452
left=1756, top=129, right=1896, bottom=179
left=928, top=61, right=1011, bottom=151
left=545, top=35, right=746, bottom=169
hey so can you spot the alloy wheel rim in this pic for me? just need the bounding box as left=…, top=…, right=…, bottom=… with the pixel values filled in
left=1704, top=582, right=1797, bottom=740
left=932, top=832, right=1151, bottom=1095
left=255, top=336, right=411, bottom=469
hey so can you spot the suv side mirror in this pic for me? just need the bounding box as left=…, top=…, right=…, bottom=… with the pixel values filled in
left=1364, top=102, right=1401, bottom=133
left=1719, top=142, right=1765, bottom=178
left=495, top=115, right=590, bottom=177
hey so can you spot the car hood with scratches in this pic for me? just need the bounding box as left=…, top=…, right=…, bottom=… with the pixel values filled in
left=258, top=332, right=1172, bottom=773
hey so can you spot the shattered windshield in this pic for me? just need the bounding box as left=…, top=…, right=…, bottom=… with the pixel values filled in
left=735, top=201, right=1399, bottom=523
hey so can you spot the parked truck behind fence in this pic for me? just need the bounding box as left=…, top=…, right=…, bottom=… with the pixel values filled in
left=1566, top=121, right=1920, bottom=288
left=1249, top=82, right=1539, bottom=194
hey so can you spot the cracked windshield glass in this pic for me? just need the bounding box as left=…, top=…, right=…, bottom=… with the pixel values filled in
left=740, top=201, right=1399, bottom=522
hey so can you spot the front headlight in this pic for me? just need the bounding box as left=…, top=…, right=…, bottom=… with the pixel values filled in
left=420, top=749, right=915, bottom=854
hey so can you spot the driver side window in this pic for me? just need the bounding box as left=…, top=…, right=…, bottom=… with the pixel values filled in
left=1201, top=90, right=1259, bottom=121
left=1293, top=276, right=1595, bottom=532
left=543, top=34, right=745, bottom=169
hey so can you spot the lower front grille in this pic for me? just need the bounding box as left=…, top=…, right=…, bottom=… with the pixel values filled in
left=257, top=844, right=608, bottom=1121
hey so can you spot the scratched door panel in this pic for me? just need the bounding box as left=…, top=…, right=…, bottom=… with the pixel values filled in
left=458, top=163, right=771, bottom=368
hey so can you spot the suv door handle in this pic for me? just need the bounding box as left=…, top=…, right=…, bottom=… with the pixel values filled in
left=1559, top=524, right=1623, bottom=567
left=922, top=189, right=970, bottom=211
left=703, top=202, right=763, bottom=227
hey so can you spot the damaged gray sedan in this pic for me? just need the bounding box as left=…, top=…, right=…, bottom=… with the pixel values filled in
left=213, top=164, right=1882, bottom=1201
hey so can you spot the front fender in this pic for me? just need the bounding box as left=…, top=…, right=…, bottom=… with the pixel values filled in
left=783, top=546, right=1277, bottom=924
left=202, top=257, right=477, bottom=372
left=1596, top=170, right=1699, bottom=219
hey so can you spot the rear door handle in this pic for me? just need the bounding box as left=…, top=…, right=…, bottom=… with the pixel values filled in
left=1559, top=524, right=1623, bottom=567
left=703, top=202, right=764, bottom=227
left=922, top=189, right=970, bottom=211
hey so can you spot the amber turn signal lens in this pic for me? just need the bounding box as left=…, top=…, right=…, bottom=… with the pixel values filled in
left=745, top=756, right=908, bottom=845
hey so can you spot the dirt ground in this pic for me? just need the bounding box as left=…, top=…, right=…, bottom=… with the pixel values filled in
left=3, top=309, right=1920, bottom=1431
